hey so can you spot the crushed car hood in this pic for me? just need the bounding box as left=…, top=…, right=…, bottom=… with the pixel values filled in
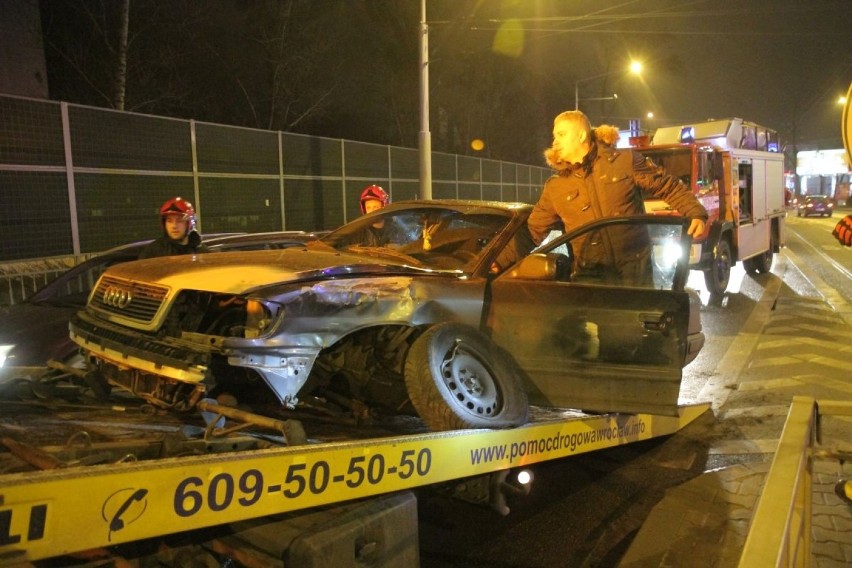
left=100, top=248, right=433, bottom=294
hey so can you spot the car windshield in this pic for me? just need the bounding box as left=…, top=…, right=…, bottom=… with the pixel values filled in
left=318, top=204, right=513, bottom=270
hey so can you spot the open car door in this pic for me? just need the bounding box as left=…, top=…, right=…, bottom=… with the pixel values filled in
left=486, top=215, right=699, bottom=416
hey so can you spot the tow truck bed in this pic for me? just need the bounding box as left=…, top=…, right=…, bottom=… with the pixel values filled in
left=0, top=384, right=708, bottom=565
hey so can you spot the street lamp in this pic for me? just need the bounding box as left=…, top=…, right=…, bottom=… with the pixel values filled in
left=574, top=61, right=643, bottom=110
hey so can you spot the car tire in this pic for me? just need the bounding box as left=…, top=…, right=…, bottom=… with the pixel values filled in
left=704, top=239, right=732, bottom=296
left=744, top=249, right=773, bottom=275
left=404, top=323, right=529, bottom=431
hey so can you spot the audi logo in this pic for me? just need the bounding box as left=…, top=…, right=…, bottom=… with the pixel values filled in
left=102, top=285, right=133, bottom=308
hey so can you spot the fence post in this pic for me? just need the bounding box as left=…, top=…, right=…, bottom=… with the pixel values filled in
left=189, top=119, right=202, bottom=232
left=60, top=102, right=81, bottom=255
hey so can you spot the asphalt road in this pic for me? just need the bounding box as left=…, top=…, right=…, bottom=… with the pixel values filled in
left=418, top=209, right=852, bottom=568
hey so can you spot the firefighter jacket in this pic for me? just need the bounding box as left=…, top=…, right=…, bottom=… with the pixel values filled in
left=138, top=230, right=206, bottom=259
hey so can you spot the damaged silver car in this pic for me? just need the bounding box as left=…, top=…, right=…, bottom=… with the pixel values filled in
left=69, top=200, right=704, bottom=431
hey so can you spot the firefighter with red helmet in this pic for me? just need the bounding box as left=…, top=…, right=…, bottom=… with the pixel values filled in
left=360, top=184, right=389, bottom=215
left=356, top=185, right=391, bottom=246
left=138, top=197, right=206, bottom=259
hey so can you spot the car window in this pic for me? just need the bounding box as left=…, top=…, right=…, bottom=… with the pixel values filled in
left=535, top=217, right=689, bottom=290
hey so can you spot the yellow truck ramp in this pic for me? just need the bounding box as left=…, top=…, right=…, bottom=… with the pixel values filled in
left=0, top=402, right=708, bottom=562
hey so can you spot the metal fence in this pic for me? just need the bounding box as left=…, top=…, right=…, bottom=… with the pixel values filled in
left=0, top=93, right=550, bottom=260
left=0, top=93, right=551, bottom=305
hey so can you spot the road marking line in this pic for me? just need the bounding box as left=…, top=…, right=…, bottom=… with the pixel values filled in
left=756, top=337, right=852, bottom=351
left=708, top=439, right=779, bottom=455
left=722, top=405, right=791, bottom=419
left=736, top=378, right=803, bottom=391
left=748, top=355, right=852, bottom=372
left=697, top=269, right=783, bottom=414
left=783, top=241, right=852, bottom=325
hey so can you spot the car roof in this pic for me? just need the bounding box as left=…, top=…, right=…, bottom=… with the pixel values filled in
left=205, top=231, right=324, bottom=251
left=385, top=199, right=532, bottom=212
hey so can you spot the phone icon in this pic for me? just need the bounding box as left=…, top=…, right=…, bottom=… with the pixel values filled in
left=103, top=488, right=148, bottom=541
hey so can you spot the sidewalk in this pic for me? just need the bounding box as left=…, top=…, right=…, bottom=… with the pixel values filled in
left=619, top=250, right=852, bottom=567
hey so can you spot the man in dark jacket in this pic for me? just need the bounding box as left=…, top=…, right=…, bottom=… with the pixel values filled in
left=138, top=197, right=206, bottom=259
left=496, top=111, right=708, bottom=285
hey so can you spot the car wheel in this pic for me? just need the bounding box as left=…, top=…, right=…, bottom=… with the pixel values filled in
left=404, top=323, right=529, bottom=431
left=703, top=239, right=732, bottom=295
left=744, top=249, right=773, bottom=275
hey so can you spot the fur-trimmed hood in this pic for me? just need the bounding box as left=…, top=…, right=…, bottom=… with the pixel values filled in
left=544, top=124, right=621, bottom=172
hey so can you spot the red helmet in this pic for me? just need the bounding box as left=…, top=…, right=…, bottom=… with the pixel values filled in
left=359, top=185, right=389, bottom=214
left=159, top=197, right=196, bottom=231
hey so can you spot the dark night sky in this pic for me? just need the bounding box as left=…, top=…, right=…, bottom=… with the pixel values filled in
left=441, top=0, right=851, bottom=150
left=31, top=0, right=852, bottom=164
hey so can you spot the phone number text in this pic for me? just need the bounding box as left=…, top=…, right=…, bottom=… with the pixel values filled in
left=173, top=448, right=432, bottom=517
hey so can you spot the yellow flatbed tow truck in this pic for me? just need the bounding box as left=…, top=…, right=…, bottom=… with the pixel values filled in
left=0, top=388, right=708, bottom=566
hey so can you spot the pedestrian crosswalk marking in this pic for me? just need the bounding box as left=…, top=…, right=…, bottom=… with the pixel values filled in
left=756, top=337, right=852, bottom=352
left=737, top=378, right=803, bottom=391
left=722, top=405, right=791, bottom=419
left=749, top=355, right=852, bottom=372
left=708, top=439, right=779, bottom=455
left=737, top=373, right=852, bottom=397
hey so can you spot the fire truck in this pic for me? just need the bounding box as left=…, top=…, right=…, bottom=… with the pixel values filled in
left=627, top=118, right=787, bottom=295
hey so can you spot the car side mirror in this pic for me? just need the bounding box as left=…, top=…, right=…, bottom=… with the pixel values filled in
left=505, top=253, right=571, bottom=281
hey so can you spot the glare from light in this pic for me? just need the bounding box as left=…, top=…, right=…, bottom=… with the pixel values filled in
left=661, top=241, right=683, bottom=267
left=0, top=344, right=15, bottom=368
left=646, top=112, right=654, bottom=119
left=839, top=95, right=848, bottom=105
left=630, top=61, right=643, bottom=75
left=516, top=469, right=533, bottom=485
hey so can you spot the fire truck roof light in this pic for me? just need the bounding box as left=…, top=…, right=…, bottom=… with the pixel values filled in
left=679, top=126, right=695, bottom=143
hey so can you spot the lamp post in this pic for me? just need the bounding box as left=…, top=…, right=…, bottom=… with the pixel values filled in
left=574, top=61, right=642, bottom=111
left=418, top=0, right=432, bottom=200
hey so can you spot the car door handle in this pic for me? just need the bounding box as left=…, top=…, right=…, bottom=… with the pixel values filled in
left=639, top=312, right=672, bottom=332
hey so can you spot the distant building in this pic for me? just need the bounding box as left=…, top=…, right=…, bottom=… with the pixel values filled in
left=0, top=2, right=48, bottom=99
left=796, top=149, right=850, bottom=203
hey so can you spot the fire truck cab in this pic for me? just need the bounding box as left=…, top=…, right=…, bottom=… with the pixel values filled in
left=627, top=118, right=787, bottom=295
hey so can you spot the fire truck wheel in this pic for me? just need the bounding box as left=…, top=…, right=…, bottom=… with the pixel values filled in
left=404, top=323, right=529, bottom=431
left=704, top=239, right=732, bottom=295
left=744, top=250, right=773, bottom=275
